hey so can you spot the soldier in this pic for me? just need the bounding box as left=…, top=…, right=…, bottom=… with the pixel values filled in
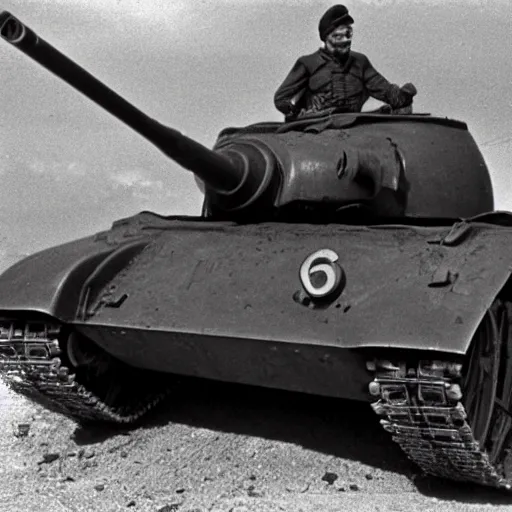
left=274, top=5, right=417, bottom=120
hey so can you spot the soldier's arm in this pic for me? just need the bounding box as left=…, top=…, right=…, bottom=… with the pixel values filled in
left=274, top=59, right=309, bottom=116
left=362, top=56, right=416, bottom=109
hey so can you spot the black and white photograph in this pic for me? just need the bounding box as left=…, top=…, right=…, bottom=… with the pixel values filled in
left=1, top=1, right=512, bottom=510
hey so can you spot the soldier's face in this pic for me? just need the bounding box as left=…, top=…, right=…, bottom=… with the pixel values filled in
left=325, top=24, right=353, bottom=58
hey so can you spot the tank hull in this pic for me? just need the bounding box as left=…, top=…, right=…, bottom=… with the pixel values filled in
left=77, top=217, right=511, bottom=354
left=0, top=213, right=511, bottom=402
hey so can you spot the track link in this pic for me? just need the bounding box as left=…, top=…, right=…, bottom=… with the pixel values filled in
left=368, top=299, right=512, bottom=489
left=368, top=358, right=511, bottom=488
left=0, top=320, right=170, bottom=424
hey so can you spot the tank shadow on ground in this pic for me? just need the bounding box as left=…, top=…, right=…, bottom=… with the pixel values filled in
left=73, top=376, right=409, bottom=476
left=413, top=475, right=512, bottom=505
left=72, top=376, right=512, bottom=505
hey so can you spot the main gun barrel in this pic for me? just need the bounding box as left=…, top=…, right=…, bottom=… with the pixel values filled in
left=0, top=11, right=244, bottom=193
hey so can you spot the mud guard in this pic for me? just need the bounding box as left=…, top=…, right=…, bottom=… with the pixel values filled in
left=0, top=235, right=149, bottom=320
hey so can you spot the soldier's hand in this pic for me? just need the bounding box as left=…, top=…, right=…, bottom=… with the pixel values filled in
left=401, top=83, right=417, bottom=97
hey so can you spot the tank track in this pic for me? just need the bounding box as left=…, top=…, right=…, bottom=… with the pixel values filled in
left=368, top=358, right=512, bottom=489
left=368, top=299, right=512, bottom=489
left=0, top=320, right=170, bottom=424
left=2, top=315, right=512, bottom=489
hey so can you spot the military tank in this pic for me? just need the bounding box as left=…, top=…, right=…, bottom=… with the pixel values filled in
left=1, top=11, right=512, bottom=489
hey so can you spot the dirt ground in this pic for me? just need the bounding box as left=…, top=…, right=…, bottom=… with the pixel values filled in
left=2, top=377, right=512, bottom=512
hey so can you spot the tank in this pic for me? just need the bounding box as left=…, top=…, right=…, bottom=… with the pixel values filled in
left=1, top=11, right=512, bottom=489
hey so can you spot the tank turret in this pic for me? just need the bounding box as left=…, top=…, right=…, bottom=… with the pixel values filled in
left=1, top=11, right=494, bottom=221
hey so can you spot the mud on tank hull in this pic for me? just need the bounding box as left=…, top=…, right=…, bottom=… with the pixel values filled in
left=2, top=212, right=512, bottom=488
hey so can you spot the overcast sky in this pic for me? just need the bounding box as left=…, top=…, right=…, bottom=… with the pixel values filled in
left=0, top=0, right=511, bottom=259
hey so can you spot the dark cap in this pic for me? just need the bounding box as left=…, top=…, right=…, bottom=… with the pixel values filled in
left=318, top=5, right=354, bottom=41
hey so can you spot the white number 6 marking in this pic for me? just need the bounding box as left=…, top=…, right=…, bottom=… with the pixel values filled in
left=299, top=249, right=343, bottom=299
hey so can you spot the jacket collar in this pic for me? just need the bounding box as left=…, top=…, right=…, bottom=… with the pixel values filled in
left=318, top=47, right=354, bottom=71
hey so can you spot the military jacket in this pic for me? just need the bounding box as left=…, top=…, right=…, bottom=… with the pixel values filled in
left=274, top=49, right=412, bottom=117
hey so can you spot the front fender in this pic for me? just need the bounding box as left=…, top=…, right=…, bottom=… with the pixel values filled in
left=0, top=236, right=149, bottom=321
left=0, top=211, right=185, bottom=320
left=0, top=236, right=115, bottom=319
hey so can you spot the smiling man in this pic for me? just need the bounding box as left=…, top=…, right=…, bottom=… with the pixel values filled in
left=274, top=5, right=417, bottom=120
